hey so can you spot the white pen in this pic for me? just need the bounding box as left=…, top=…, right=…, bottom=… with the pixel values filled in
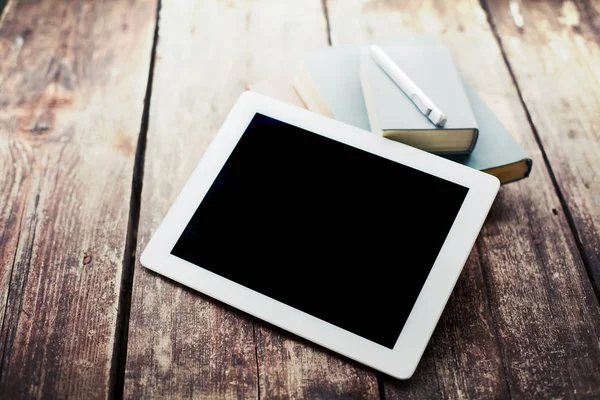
left=369, top=44, right=447, bottom=127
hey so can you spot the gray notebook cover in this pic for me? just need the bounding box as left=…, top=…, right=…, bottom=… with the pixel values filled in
left=303, top=46, right=371, bottom=131
left=362, top=46, right=477, bottom=134
left=301, top=37, right=531, bottom=176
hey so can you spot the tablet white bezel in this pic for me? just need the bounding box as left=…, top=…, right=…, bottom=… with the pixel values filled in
left=140, top=91, right=499, bottom=379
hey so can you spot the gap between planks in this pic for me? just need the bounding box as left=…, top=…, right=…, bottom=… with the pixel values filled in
left=0, top=0, right=8, bottom=23
left=320, top=0, right=332, bottom=45
left=109, top=1, right=162, bottom=399
left=479, top=0, right=599, bottom=303
left=251, top=322, right=261, bottom=399
left=376, top=373, right=387, bottom=400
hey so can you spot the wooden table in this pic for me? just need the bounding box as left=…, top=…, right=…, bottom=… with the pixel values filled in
left=1, top=0, right=600, bottom=398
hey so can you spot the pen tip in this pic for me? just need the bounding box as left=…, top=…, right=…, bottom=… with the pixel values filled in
left=430, top=109, right=447, bottom=127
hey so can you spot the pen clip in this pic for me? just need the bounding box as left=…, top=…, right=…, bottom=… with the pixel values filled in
left=410, top=94, right=432, bottom=116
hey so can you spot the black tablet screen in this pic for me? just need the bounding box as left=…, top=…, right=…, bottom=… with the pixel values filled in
left=172, top=113, right=468, bottom=348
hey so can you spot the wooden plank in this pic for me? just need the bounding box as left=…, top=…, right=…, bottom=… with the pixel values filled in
left=0, top=0, right=156, bottom=397
left=255, top=326, right=379, bottom=399
left=325, top=0, right=600, bottom=397
left=484, top=0, right=600, bottom=295
left=124, top=0, right=380, bottom=398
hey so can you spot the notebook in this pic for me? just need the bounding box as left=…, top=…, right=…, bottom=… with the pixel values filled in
left=292, top=39, right=532, bottom=184
left=360, top=46, right=478, bottom=154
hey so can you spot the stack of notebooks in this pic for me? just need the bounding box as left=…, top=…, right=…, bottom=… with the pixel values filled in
left=248, top=38, right=532, bottom=184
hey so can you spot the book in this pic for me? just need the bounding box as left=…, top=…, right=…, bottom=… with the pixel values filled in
left=445, top=80, right=532, bottom=184
left=294, top=45, right=370, bottom=131
left=292, top=41, right=532, bottom=184
left=360, top=46, right=478, bottom=154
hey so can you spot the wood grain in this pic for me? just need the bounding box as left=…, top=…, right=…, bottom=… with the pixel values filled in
left=484, top=0, right=600, bottom=296
left=124, top=0, right=379, bottom=398
left=0, top=0, right=156, bottom=397
left=123, top=5, right=260, bottom=397
left=255, top=325, right=379, bottom=399
left=325, top=0, right=600, bottom=397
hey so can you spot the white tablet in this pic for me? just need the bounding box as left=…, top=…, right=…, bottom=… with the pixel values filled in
left=141, top=91, right=499, bottom=379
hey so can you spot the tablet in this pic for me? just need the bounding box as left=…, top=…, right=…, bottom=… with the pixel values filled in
left=140, top=91, right=499, bottom=379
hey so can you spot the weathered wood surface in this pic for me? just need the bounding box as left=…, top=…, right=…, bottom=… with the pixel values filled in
left=2, top=0, right=600, bottom=398
left=0, top=0, right=156, bottom=398
left=124, top=0, right=379, bottom=398
left=484, top=0, right=600, bottom=296
left=325, top=0, right=600, bottom=398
